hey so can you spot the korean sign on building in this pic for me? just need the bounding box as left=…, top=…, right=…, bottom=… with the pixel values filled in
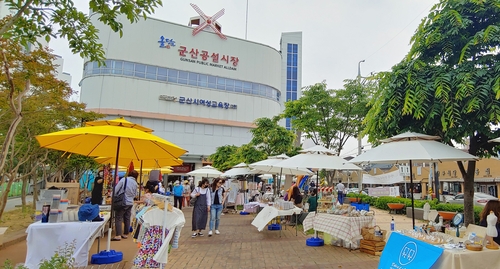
left=159, top=95, right=237, bottom=109
left=156, top=36, right=239, bottom=71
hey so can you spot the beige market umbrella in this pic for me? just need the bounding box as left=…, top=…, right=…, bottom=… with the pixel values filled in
left=349, top=131, right=478, bottom=228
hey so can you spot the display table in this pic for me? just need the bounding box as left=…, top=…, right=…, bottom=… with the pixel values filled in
left=25, top=214, right=110, bottom=269
left=251, top=206, right=302, bottom=232
left=243, top=202, right=268, bottom=213
left=430, top=246, right=500, bottom=269
left=302, top=213, right=375, bottom=248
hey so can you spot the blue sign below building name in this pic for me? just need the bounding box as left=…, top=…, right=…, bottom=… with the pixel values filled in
left=179, top=97, right=237, bottom=109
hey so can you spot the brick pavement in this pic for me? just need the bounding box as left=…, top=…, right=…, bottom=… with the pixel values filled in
left=165, top=208, right=379, bottom=269
left=0, top=206, right=419, bottom=268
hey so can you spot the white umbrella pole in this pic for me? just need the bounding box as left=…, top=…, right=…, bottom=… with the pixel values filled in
left=279, top=168, right=283, bottom=195
left=315, top=170, right=319, bottom=238
left=409, top=160, right=415, bottom=229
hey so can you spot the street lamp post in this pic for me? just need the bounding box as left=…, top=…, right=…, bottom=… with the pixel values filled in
left=357, top=60, right=365, bottom=78
left=357, top=60, right=365, bottom=155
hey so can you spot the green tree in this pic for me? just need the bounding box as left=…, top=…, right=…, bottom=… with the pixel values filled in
left=210, top=145, right=238, bottom=172
left=230, top=144, right=267, bottom=166
left=364, top=0, right=500, bottom=226
left=1, top=0, right=162, bottom=63
left=250, top=117, right=296, bottom=156
left=0, top=0, right=162, bottom=199
left=282, top=80, right=371, bottom=155
left=0, top=35, right=101, bottom=218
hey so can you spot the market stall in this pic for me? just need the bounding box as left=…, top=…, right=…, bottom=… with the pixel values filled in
left=251, top=203, right=302, bottom=232
left=25, top=213, right=111, bottom=268
left=302, top=212, right=375, bottom=249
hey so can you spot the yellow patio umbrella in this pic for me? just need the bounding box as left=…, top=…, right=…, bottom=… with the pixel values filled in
left=141, top=167, right=173, bottom=173
left=36, top=125, right=186, bottom=159
left=94, top=157, right=183, bottom=168
left=35, top=124, right=186, bottom=254
left=85, top=117, right=153, bottom=133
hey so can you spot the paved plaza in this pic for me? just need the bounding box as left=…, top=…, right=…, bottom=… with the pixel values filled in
left=0, top=206, right=417, bottom=268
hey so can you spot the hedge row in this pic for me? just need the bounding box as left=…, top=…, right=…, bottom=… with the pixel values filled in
left=345, top=193, right=483, bottom=224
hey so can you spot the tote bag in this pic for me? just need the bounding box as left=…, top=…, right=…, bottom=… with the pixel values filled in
left=112, top=177, right=128, bottom=210
left=189, top=187, right=199, bottom=206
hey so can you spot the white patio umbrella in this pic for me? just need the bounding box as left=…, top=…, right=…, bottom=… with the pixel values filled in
left=249, top=154, right=312, bottom=193
left=221, top=162, right=258, bottom=177
left=349, top=131, right=478, bottom=228
left=276, top=145, right=362, bottom=246
left=187, top=165, right=223, bottom=178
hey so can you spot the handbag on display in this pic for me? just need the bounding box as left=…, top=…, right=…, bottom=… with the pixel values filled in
left=189, top=187, right=199, bottom=206
left=112, top=177, right=128, bottom=210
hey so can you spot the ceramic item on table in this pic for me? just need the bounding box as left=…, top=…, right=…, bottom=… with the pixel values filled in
left=48, top=209, right=59, bottom=223
left=62, top=211, right=69, bottom=222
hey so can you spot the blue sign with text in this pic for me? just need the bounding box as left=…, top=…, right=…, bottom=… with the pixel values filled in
left=378, top=232, right=444, bottom=269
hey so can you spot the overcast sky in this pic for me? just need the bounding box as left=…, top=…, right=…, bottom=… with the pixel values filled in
left=50, top=0, right=439, bottom=156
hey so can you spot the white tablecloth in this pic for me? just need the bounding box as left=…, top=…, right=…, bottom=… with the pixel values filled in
left=25, top=214, right=110, bottom=268
left=303, top=213, right=374, bottom=246
left=251, top=206, right=302, bottom=232
left=430, top=247, right=500, bottom=269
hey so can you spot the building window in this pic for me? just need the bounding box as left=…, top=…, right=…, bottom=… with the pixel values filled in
left=83, top=59, right=280, bottom=102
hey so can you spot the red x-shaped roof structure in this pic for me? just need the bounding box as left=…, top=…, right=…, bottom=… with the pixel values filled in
left=190, top=3, right=227, bottom=40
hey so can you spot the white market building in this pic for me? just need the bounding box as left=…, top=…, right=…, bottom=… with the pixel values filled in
left=80, top=8, right=302, bottom=180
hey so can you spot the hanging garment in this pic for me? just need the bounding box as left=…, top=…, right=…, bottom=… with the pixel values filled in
left=133, top=225, right=169, bottom=268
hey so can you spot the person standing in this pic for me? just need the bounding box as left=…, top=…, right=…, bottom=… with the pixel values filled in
left=307, top=189, right=318, bottom=212
left=208, top=178, right=225, bottom=236
left=112, top=170, right=138, bottom=241
left=191, top=178, right=211, bottom=237
left=182, top=180, right=191, bottom=207
left=173, top=181, right=184, bottom=210
left=290, top=185, right=303, bottom=208
left=336, top=180, right=346, bottom=205
left=91, top=170, right=104, bottom=205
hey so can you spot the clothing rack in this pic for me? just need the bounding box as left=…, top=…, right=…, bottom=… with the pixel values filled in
left=152, top=194, right=170, bottom=269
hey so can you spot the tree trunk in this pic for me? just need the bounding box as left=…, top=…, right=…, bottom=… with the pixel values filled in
left=0, top=177, right=16, bottom=219
left=21, top=176, right=28, bottom=208
left=463, top=160, right=476, bottom=226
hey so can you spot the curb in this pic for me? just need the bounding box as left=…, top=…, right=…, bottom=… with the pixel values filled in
left=0, top=231, right=27, bottom=250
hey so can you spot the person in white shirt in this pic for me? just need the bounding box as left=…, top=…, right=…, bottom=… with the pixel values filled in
left=336, top=180, right=346, bottom=205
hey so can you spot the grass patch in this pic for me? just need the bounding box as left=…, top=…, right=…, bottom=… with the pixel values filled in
left=0, top=205, right=34, bottom=235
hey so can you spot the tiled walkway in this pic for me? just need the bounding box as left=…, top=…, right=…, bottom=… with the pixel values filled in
left=165, top=208, right=379, bottom=269
left=0, top=205, right=417, bottom=268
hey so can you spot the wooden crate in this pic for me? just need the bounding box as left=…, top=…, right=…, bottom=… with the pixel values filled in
left=360, top=248, right=382, bottom=256
left=360, top=239, right=385, bottom=255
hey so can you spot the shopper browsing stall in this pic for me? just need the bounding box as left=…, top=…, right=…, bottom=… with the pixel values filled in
left=208, top=178, right=225, bottom=236
left=112, top=170, right=138, bottom=241
left=191, top=178, right=211, bottom=237
left=307, top=189, right=318, bottom=212
left=290, top=185, right=303, bottom=208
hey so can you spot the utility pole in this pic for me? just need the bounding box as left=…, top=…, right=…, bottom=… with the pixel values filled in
left=357, top=60, right=365, bottom=156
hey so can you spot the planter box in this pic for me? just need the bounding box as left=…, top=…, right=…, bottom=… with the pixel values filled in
left=406, top=207, right=425, bottom=220
left=351, top=202, right=369, bottom=211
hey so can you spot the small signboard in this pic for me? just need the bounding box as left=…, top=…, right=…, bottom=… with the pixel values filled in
left=379, top=232, right=443, bottom=269
left=399, top=165, right=411, bottom=176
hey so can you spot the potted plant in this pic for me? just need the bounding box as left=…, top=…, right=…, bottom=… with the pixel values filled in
left=351, top=191, right=369, bottom=211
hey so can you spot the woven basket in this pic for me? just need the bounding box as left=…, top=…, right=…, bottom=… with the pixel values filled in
left=361, top=225, right=387, bottom=242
